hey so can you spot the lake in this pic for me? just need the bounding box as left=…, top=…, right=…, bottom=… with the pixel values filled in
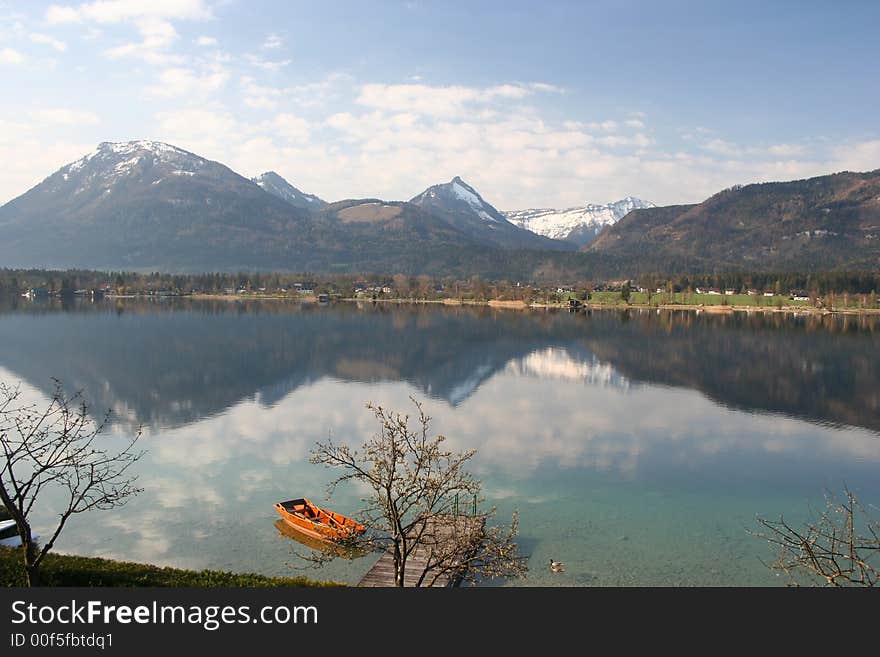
left=1, top=296, right=878, bottom=586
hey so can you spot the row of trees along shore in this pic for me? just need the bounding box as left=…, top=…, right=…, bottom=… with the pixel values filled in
left=1, top=268, right=879, bottom=307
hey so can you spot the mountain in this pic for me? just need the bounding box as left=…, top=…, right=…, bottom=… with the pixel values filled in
left=4, top=142, right=877, bottom=277
left=311, top=197, right=492, bottom=269
left=0, top=141, right=498, bottom=273
left=0, top=140, right=320, bottom=271
left=586, top=170, right=880, bottom=273
left=0, top=142, right=535, bottom=275
left=409, top=176, right=574, bottom=251
left=505, top=196, right=655, bottom=247
left=252, top=171, right=326, bottom=209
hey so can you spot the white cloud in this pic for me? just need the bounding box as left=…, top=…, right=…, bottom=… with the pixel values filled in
left=154, top=108, right=239, bottom=159
left=485, top=84, right=532, bottom=100
left=294, top=91, right=872, bottom=206
left=245, top=54, right=291, bottom=71
left=31, top=108, right=100, bottom=125
left=3, top=28, right=874, bottom=212
left=318, top=106, right=639, bottom=203
left=702, top=138, right=740, bottom=156
left=586, top=120, right=618, bottom=132
left=528, top=82, right=564, bottom=93
left=244, top=96, right=276, bottom=110
left=355, top=82, right=540, bottom=118
left=240, top=76, right=284, bottom=110
left=261, top=33, right=283, bottom=50
left=104, top=18, right=181, bottom=64
left=830, top=140, right=880, bottom=172
left=45, top=5, right=80, bottom=23
left=147, top=65, right=230, bottom=98
left=156, top=108, right=237, bottom=135
left=766, top=143, right=806, bottom=158
left=286, top=72, right=353, bottom=108
left=0, top=47, right=25, bottom=64
left=598, top=133, right=653, bottom=148
left=272, top=113, right=310, bottom=141
left=30, top=32, right=67, bottom=52
left=48, top=1, right=212, bottom=64
left=46, top=1, right=212, bottom=24
left=697, top=139, right=815, bottom=163
left=0, top=133, right=96, bottom=204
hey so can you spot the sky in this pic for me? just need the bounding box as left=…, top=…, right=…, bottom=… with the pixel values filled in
left=1, top=0, right=878, bottom=208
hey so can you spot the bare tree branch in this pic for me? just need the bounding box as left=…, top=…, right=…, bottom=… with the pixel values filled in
left=751, top=487, right=879, bottom=587
left=304, top=397, right=528, bottom=586
left=0, top=379, right=144, bottom=586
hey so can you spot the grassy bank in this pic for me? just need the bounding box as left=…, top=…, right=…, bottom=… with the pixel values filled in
left=0, top=546, right=342, bottom=587
left=586, top=290, right=880, bottom=310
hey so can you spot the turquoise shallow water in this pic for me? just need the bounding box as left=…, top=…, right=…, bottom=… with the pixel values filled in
left=0, top=298, right=877, bottom=585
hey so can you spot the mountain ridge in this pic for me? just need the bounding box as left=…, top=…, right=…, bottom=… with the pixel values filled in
left=409, top=176, right=574, bottom=251
left=505, top=196, right=655, bottom=246
left=1, top=141, right=878, bottom=277
left=586, top=169, right=880, bottom=273
left=0, top=142, right=571, bottom=274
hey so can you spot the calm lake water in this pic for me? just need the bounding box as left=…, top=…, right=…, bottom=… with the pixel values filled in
left=1, top=296, right=878, bottom=586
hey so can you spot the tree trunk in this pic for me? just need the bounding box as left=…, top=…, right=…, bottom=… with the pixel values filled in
left=24, top=535, right=41, bottom=587
left=396, top=555, right=407, bottom=587
left=25, top=562, right=41, bottom=587
left=393, top=540, right=405, bottom=587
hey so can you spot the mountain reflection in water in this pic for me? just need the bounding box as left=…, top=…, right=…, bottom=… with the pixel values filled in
left=0, top=297, right=876, bottom=435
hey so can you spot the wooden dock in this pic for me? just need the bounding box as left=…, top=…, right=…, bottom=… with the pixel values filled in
left=358, top=514, right=484, bottom=587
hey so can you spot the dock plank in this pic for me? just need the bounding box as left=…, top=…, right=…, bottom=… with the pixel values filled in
left=358, top=515, right=484, bottom=587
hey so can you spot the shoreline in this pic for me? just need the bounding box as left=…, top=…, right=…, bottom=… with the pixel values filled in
left=110, top=293, right=880, bottom=316
left=335, top=297, right=880, bottom=316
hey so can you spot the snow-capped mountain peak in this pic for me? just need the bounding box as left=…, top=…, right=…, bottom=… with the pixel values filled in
left=505, top=197, right=655, bottom=247
left=449, top=177, right=499, bottom=223
left=43, top=140, right=222, bottom=197
left=251, top=171, right=326, bottom=209
left=69, top=140, right=195, bottom=167
left=62, top=140, right=207, bottom=181
left=408, top=176, right=575, bottom=251
left=413, top=176, right=506, bottom=224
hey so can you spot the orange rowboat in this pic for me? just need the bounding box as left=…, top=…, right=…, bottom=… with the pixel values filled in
left=274, top=498, right=365, bottom=541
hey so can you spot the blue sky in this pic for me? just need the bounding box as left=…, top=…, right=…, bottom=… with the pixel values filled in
left=1, top=0, right=878, bottom=207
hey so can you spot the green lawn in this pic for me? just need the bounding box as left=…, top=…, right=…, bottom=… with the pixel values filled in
left=587, top=291, right=814, bottom=307
left=0, top=546, right=342, bottom=587
left=588, top=291, right=627, bottom=304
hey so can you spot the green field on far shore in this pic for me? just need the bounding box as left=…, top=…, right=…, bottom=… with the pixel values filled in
left=584, top=291, right=858, bottom=308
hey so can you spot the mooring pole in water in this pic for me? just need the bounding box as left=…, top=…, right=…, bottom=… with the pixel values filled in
left=472, top=495, right=477, bottom=516
left=454, top=493, right=459, bottom=515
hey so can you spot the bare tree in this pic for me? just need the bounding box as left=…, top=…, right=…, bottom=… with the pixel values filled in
left=0, top=380, right=143, bottom=586
left=753, top=488, right=879, bottom=587
left=309, top=398, right=527, bottom=587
